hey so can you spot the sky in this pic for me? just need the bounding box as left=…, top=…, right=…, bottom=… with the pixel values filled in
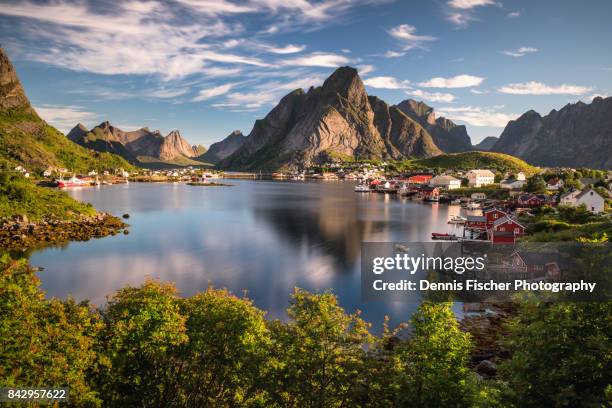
left=1, top=0, right=611, bottom=146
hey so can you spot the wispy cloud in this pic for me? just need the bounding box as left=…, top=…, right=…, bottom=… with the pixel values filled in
left=507, top=11, right=520, bottom=17
left=445, top=0, right=500, bottom=27
left=419, top=74, right=485, bottom=88
left=437, top=105, right=518, bottom=127
left=407, top=90, right=456, bottom=103
left=502, top=46, right=538, bottom=57
left=192, top=84, right=237, bottom=102
left=364, top=76, right=410, bottom=89
left=384, top=50, right=406, bottom=58
left=498, top=81, right=593, bottom=95
left=280, top=52, right=351, bottom=67
left=387, top=24, right=436, bottom=50
left=33, top=104, right=98, bottom=133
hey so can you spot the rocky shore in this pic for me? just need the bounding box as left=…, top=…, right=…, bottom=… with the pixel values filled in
left=0, top=213, right=128, bottom=250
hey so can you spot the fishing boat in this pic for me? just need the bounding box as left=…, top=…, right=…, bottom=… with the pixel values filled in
left=450, top=199, right=462, bottom=205
left=354, top=184, right=370, bottom=192
left=431, top=232, right=459, bottom=241
left=57, top=175, right=88, bottom=188
left=465, top=201, right=481, bottom=210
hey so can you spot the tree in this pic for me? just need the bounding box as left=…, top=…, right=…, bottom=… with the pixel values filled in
left=267, top=288, right=373, bottom=407
left=525, top=175, right=546, bottom=194
left=393, top=302, right=485, bottom=408
left=500, top=302, right=612, bottom=407
left=0, top=255, right=102, bottom=406
left=97, top=280, right=188, bottom=407
left=176, top=288, right=272, bottom=407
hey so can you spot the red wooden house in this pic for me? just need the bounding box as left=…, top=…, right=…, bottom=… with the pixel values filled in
left=517, top=193, right=544, bottom=208
left=483, top=208, right=508, bottom=228
left=466, top=215, right=486, bottom=230
left=420, top=185, right=440, bottom=200
left=407, top=174, right=433, bottom=185
left=488, top=216, right=525, bottom=243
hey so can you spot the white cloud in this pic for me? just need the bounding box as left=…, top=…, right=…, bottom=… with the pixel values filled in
left=419, top=74, right=485, bottom=88
left=150, top=88, right=190, bottom=98
left=447, top=0, right=499, bottom=10
left=583, top=93, right=608, bottom=102
left=507, top=11, right=520, bottom=17
left=364, top=76, right=410, bottom=89
left=384, top=50, right=406, bottom=58
left=192, top=83, right=236, bottom=101
left=445, top=0, right=499, bottom=27
left=281, top=52, right=351, bottom=67
left=437, top=106, right=518, bottom=127
left=387, top=24, right=436, bottom=50
left=34, top=104, right=98, bottom=133
left=470, top=89, right=488, bottom=94
left=502, top=46, right=538, bottom=57
left=498, top=81, right=593, bottom=95
left=407, top=90, right=456, bottom=103
left=357, top=65, right=376, bottom=76
left=341, top=49, right=351, bottom=53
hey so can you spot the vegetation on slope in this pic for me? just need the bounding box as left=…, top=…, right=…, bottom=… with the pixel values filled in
left=0, top=170, right=96, bottom=221
left=0, top=108, right=135, bottom=174
left=413, top=151, right=538, bottom=175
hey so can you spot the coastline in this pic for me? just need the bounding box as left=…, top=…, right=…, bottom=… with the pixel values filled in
left=0, top=213, right=128, bottom=250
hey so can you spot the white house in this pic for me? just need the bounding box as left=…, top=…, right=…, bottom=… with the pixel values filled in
left=88, top=170, right=98, bottom=176
left=516, top=172, right=526, bottom=181
left=467, top=169, right=495, bottom=187
left=429, top=175, right=461, bottom=190
left=471, top=192, right=487, bottom=200
left=560, top=188, right=605, bottom=213
left=500, top=178, right=526, bottom=190
left=546, top=177, right=564, bottom=191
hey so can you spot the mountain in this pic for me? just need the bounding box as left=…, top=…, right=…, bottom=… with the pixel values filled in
left=0, top=47, right=133, bottom=172
left=472, top=136, right=498, bottom=151
left=199, top=130, right=245, bottom=164
left=395, top=99, right=472, bottom=153
left=68, top=122, right=204, bottom=166
left=491, top=97, right=612, bottom=169
left=221, top=67, right=442, bottom=170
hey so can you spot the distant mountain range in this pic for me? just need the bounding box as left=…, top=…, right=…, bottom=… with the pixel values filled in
left=3, top=44, right=611, bottom=171
left=491, top=97, right=612, bottom=169
left=0, top=47, right=132, bottom=172
left=68, top=122, right=207, bottom=167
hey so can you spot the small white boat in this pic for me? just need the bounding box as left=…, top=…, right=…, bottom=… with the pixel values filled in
left=450, top=199, right=461, bottom=205
left=448, top=215, right=467, bottom=224
left=466, top=202, right=481, bottom=210
left=354, top=184, right=371, bottom=192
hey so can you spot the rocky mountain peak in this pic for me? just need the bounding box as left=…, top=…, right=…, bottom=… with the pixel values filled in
left=396, top=99, right=436, bottom=124
left=0, top=47, right=35, bottom=114
left=321, top=66, right=368, bottom=104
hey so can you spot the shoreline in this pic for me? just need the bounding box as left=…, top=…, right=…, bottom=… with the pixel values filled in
left=0, top=213, right=128, bottom=250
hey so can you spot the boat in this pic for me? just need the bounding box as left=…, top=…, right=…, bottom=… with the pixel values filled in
left=354, top=184, right=370, bottom=192
left=424, top=196, right=440, bottom=202
left=450, top=199, right=462, bottom=205
left=448, top=215, right=467, bottom=224
left=465, top=202, right=481, bottom=210
left=431, top=232, right=459, bottom=241
left=57, top=175, right=88, bottom=188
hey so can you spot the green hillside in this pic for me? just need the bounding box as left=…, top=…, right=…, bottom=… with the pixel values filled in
left=0, top=108, right=135, bottom=174
left=136, top=155, right=213, bottom=169
left=414, top=151, right=538, bottom=175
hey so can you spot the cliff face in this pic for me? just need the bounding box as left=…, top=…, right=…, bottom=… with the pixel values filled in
left=68, top=122, right=200, bottom=164
left=0, top=48, right=35, bottom=114
left=395, top=99, right=472, bottom=153
left=472, top=136, right=498, bottom=151
left=221, top=67, right=442, bottom=170
left=0, top=48, right=132, bottom=172
left=199, top=130, right=245, bottom=164
left=491, top=97, right=612, bottom=169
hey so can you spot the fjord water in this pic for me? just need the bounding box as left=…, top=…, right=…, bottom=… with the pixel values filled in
left=31, top=180, right=462, bottom=327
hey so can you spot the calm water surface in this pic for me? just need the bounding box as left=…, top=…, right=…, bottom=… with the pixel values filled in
left=31, top=180, right=466, bottom=328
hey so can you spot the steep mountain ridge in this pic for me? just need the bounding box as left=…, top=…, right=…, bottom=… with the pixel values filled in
left=395, top=99, right=472, bottom=153
left=221, top=67, right=442, bottom=170
left=491, top=97, right=612, bottom=169
left=0, top=47, right=133, bottom=172
left=68, top=122, right=202, bottom=165
left=199, top=130, right=245, bottom=164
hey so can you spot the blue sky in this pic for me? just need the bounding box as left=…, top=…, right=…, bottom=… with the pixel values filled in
left=1, top=0, right=611, bottom=146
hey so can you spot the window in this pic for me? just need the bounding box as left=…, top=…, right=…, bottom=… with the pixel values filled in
left=514, top=228, right=520, bottom=234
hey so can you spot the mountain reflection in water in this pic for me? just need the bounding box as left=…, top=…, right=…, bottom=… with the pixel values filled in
left=30, top=180, right=463, bottom=328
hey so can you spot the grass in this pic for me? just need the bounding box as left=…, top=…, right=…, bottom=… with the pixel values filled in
left=0, top=172, right=96, bottom=221
left=412, top=151, right=538, bottom=175
left=0, top=108, right=135, bottom=174
left=136, top=155, right=214, bottom=168
left=451, top=186, right=510, bottom=199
